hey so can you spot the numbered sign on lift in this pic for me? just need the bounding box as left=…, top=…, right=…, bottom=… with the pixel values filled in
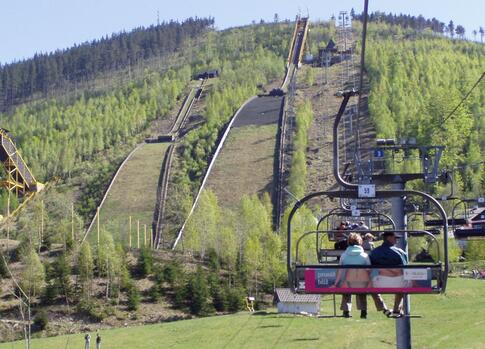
left=358, top=184, right=376, bottom=198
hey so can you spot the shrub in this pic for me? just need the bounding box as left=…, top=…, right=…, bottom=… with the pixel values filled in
left=226, top=287, right=245, bottom=312
left=127, top=284, right=141, bottom=311
left=137, top=248, right=154, bottom=277
left=76, top=300, right=106, bottom=322
left=33, top=311, right=48, bottom=331
left=210, top=282, right=227, bottom=312
left=0, top=252, right=9, bottom=278
left=185, top=269, right=212, bottom=315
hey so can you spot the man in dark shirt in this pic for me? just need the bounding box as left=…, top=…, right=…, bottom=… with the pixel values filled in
left=370, top=231, right=408, bottom=316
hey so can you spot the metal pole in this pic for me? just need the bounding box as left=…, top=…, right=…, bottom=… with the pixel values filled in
left=97, top=207, right=100, bottom=246
left=144, top=224, right=147, bottom=247
left=392, top=182, right=411, bottom=349
left=137, top=220, right=140, bottom=249
left=40, top=200, right=44, bottom=253
left=71, top=203, right=74, bottom=241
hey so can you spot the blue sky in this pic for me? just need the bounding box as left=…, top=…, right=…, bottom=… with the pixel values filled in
left=1, top=0, right=484, bottom=65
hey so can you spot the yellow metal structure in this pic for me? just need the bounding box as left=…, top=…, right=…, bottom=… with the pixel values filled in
left=286, top=16, right=310, bottom=68
left=0, top=128, right=44, bottom=220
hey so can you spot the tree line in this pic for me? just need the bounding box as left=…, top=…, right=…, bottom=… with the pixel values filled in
left=0, top=17, right=213, bottom=110
left=352, top=10, right=468, bottom=38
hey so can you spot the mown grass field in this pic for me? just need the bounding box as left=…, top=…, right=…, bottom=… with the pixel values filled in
left=96, top=142, right=168, bottom=244
left=206, top=124, right=278, bottom=208
left=3, top=278, right=485, bottom=349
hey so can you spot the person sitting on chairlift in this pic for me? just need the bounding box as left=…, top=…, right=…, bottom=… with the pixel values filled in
left=362, top=233, right=375, bottom=251
left=336, top=233, right=390, bottom=318
left=334, top=222, right=349, bottom=252
left=355, top=221, right=370, bottom=231
left=369, top=231, right=408, bottom=317
left=337, top=233, right=371, bottom=319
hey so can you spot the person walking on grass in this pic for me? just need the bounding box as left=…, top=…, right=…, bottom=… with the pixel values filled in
left=84, top=333, right=91, bottom=349
left=96, top=332, right=102, bottom=349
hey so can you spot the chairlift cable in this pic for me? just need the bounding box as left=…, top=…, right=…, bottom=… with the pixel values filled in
left=441, top=70, right=485, bottom=124
left=355, top=0, right=369, bottom=156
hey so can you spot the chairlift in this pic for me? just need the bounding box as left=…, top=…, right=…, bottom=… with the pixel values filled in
left=449, top=198, right=485, bottom=240
left=316, top=207, right=397, bottom=236
left=287, top=190, right=448, bottom=296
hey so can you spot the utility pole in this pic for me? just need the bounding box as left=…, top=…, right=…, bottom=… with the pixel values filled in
left=391, top=181, right=411, bottom=349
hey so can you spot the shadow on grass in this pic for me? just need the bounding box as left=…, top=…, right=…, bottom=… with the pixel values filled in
left=292, top=337, right=320, bottom=341
left=252, top=311, right=277, bottom=316
left=257, top=325, right=283, bottom=329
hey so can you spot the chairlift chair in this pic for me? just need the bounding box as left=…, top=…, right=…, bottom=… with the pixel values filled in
left=287, top=190, right=449, bottom=296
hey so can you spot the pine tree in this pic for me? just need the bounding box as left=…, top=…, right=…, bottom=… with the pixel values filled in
left=186, top=267, right=211, bottom=315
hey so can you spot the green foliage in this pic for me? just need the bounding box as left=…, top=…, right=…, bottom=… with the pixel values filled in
left=226, top=287, right=245, bottom=312
left=184, top=191, right=285, bottom=295
left=0, top=252, right=8, bottom=278
left=185, top=267, right=212, bottom=315
left=163, top=261, right=184, bottom=287
left=185, top=190, right=221, bottom=258
left=127, top=284, right=141, bottom=311
left=33, top=311, right=49, bottom=332
left=78, top=242, right=94, bottom=297
left=465, top=241, right=485, bottom=261
left=42, top=253, right=72, bottom=304
left=288, top=101, right=313, bottom=198
left=209, top=274, right=227, bottom=312
left=20, top=248, right=45, bottom=297
left=76, top=300, right=108, bottom=322
left=366, top=26, right=485, bottom=196
left=137, top=248, right=154, bottom=277
left=176, top=42, right=285, bottom=195
left=303, top=67, right=315, bottom=87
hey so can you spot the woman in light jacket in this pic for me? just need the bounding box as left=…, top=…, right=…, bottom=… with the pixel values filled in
left=336, top=233, right=371, bottom=318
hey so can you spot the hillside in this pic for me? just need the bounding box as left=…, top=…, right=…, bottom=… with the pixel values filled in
left=205, top=96, right=283, bottom=209
left=1, top=11, right=485, bottom=348
left=96, top=143, right=169, bottom=245
left=0, top=18, right=214, bottom=110
left=1, top=278, right=485, bottom=349
left=366, top=22, right=485, bottom=197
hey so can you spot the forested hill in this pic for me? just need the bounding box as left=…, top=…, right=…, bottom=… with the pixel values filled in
left=366, top=22, right=485, bottom=196
left=0, top=17, right=214, bottom=111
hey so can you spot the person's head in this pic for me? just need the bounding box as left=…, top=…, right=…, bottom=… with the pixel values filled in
left=348, top=233, right=363, bottom=246
left=364, top=233, right=374, bottom=241
left=359, top=221, right=365, bottom=226
left=382, top=231, right=397, bottom=245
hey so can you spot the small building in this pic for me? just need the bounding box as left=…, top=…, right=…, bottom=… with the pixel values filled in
left=195, top=69, right=219, bottom=80
left=275, top=288, right=320, bottom=315
left=324, top=39, right=337, bottom=53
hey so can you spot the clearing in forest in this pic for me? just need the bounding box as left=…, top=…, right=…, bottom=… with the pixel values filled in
left=205, top=96, right=283, bottom=208
left=96, top=143, right=168, bottom=244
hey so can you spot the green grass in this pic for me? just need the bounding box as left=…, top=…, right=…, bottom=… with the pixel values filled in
left=206, top=124, right=278, bottom=208
left=4, top=278, right=485, bottom=348
left=95, top=143, right=168, bottom=244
